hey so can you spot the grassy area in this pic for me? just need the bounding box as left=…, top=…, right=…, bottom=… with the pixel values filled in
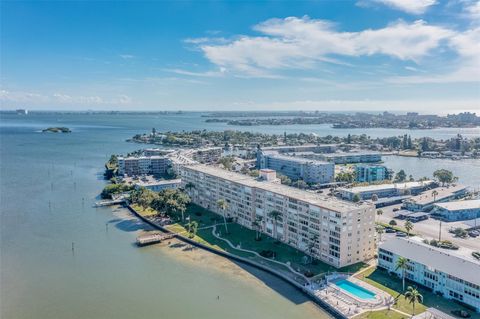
left=131, top=204, right=158, bottom=217
left=354, top=309, right=408, bottom=319
left=376, top=222, right=417, bottom=236
left=356, top=267, right=477, bottom=317
left=162, top=204, right=367, bottom=277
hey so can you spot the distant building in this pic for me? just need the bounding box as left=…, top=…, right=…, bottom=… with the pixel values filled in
left=192, top=147, right=222, bottom=164
left=338, top=181, right=433, bottom=201
left=378, top=237, right=480, bottom=312
left=134, top=178, right=181, bottom=192
left=402, top=185, right=468, bottom=212
left=118, top=156, right=169, bottom=176
left=16, top=109, right=28, bottom=115
left=257, top=151, right=334, bottom=184
left=432, top=199, right=480, bottom=221
left=262, top=144, right=337, bottom=154
left=143, top=148, right=175, bottom=157
left=355, top=164, right=389, bottom=183
left=315, top=152, right=382, bottom=164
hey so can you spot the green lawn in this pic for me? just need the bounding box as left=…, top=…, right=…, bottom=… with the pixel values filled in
left=356, top=267, right=478, bottom=317
left=354, top=309, right=408, bottom=319
left=163, top=204, right=367, bottom=277
left=131, top=204, right=158, bottom=217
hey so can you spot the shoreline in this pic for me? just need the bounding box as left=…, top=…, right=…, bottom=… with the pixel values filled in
left=125, top=204, right=346, bottom=319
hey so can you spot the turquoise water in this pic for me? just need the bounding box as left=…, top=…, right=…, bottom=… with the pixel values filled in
left=335, top=280, right=376, bottom=300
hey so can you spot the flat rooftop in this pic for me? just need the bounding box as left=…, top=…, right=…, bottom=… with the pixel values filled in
left=320, top=152, right=382, bottom=158
left=124, top=176, right=181, bottom=187
left=338, top=181, right=433, bottom=194
left=407, top=184, right=467, bottom=205
left=118, top=155, right=168, bottom=160
left=265, top=152, right=331, bottom=165
left=184, top=164, right=369, bottom=213
left=380, top=237, right=480, bottom=285
left=434, top=199, right=480, bottom=211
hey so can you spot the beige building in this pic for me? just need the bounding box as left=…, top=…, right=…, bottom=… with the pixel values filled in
left=180, top=164, right=376, bottom=268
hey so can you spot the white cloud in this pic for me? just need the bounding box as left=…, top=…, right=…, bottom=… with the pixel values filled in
left=370, top=0, right=437, bottom=14
left=119, top=54, right=135, bottom=59
left=465, top=0, right=480, bottom=19
left=197, top=17, right=453, bottom=76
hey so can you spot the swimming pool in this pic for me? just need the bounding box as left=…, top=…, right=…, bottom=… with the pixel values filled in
left=334, top=280, right=376, bottom=300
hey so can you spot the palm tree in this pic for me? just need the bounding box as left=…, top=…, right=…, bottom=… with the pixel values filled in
left=252, top=216, right=263, bottom=241
left=216, top=199, right=229, bottom=234
left=404, top=286, right=423, bottom=316
left=405, top=220, right=414, bottom=237
left=376, top=209, right=383, bottom=222
left=267, top=210, right=282, bottom=241
left=376, top=225, right=385, bottom=243
left=186, top=221, right=199, bottom=238
left=396, top=256, right=409, bottom=292
left=185, top=182, right=195, bottom=192
left=432, top=189, right=439, bottom=202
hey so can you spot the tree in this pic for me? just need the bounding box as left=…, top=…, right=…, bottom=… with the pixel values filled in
left=394, top=170, right=407, bottom=183
left=376, top=209, right=383, bottom=222
left=433, top=169, right=456, bottom=186
left=395, top=256, right=409, bottom=292
left=376, top=225, right=384, bottom=242
left=352, top=193, right=361, bottom=203
left=252, top=216, right=263, bottom=241
left=185, top=182, right=195, bottom=191
left=405, top=220, right=414, bottom=237
left=371, top=194, right=379, bottom=202
left=432, top=189, right=439, bottom=202
left=186, top=221, right=198, bottom=238
left=404, top=286, right=423, bottom=316
left=216, top=199, right=229, bottom=234
left=389, top=219, right=397, bottom=226
left=267, top=210, right=282, bottom=241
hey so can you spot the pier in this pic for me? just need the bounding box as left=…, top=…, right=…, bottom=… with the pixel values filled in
left=136, top=233, right=175, bottom=246
left=93, top=199, right=126, bottom=207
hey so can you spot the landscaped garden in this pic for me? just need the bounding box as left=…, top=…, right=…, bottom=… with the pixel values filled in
left=355, top=267, right=478, bottom=318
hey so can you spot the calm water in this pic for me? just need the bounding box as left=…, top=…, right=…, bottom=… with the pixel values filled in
left=1, top=112, right=479, bottom=319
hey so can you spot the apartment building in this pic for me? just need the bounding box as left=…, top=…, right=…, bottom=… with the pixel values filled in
left=257, top=151, right=335, bottom=184
left=179, top=164, right=376, bottom=268
left=118, top=156, right=169, bottom=176
left=378, top=237, right=480, bottom=312
left=317, top=152, right=382, bottom=164
left=338, top=181, right=434, bottom=201
left=192, top=147, right=222, bottom=164
left=355, top=164, right=389, bottom=183
left=431, top=199, right=480, bottom=221
left=403, top=184, right=468, bottom=212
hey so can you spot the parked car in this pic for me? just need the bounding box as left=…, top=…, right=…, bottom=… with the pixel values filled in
left=396, top=231, right=407, bottom=237
left=385, top=228, right=396, bottom=233
left=468, top=230, right=479, bottom=237
left=393, top=208, right=400, bottom=212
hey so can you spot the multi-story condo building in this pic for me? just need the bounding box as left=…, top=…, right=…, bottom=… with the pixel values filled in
left=402, top=184, right=468, bottom=212
left=263, top=144, right=337, bottom=154
left=378, top=237, right=480, bottom=312
left=192, top=147, right=222, bottom=164
left=316, top=152, right=382, bottom=164
left=143, top=148, right=175, bottom=157
left=118, top=156, right=169, bottom=176
left=431, top=199, right=480, bottom=221
left=180, top=164, right=376, bottom=268
left=257, top=151, right=335, bottom=184
left=355, top=164, right=389, bottom=183
left=338, top=181, right=434, bottom=201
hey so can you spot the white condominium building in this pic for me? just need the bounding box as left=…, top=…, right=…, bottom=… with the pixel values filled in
left=378, top=237, right=480, bottom=312
left=180, top=164, right=376, bottom=268
left=118, top=156, right=169, bottom=176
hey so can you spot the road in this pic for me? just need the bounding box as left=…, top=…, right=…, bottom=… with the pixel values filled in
left=377, top=203, right=480, bottom=251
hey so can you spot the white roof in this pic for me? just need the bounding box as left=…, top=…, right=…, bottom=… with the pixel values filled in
left=265, top=152, right=331, bottom=165
left=183, top=164, right=370, bottom=213
left=380, top=237, right=480, bottom=285
left=339, top=181, right=433, bottom=194
left=407, top=184, right=467, bottom=205
left=435, top=199, right=480, bottom=211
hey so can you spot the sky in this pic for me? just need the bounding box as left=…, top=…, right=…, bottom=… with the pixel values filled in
left=0, top=0, right=479, bottom=112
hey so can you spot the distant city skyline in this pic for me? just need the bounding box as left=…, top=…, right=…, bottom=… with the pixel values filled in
left=1, top=0, right=479, bottom=111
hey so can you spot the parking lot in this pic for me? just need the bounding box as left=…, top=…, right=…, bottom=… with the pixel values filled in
left=377, top=203, right=480, bottom=251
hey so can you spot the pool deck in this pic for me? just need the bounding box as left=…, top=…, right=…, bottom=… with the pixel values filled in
left=312, top=273, right=393, bottom=318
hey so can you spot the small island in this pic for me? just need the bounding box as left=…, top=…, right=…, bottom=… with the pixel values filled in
left=42, top=127, right=72, bottom=133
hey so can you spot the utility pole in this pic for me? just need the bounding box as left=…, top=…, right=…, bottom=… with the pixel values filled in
left=439, top=220, right=442, bottom=241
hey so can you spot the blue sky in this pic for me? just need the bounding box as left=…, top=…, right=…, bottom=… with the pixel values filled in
left=1, top=0, right=479, bottom=112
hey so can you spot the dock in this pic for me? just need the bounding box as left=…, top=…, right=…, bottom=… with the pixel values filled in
left=136, top=232, right=175, bottom=246
left=93, top=199, right=126, bottom=207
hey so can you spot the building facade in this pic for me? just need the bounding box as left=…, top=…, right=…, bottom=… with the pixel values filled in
left=402, top=185, right=468, bottom=212
left=257, top=151, right=335, bottom=184
left=378, top=237, right=480, bottom=312
left=432, top=199, right=480, bottom=221
left=134, top=178, right=181, bottom=192
left=355, top=164, right=389, bottom=183
left=118, top=156, right=169, bottom=176
left=192, top=147, right=222, bottom=164
left=317, top=152, right=382, bottom=164
left=179, top=164, right=376, bottom=268
left=338, top=181, right=433, bottom=201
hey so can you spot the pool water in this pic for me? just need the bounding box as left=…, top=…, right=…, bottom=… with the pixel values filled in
left=334, top=280, right=376, bottom=300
